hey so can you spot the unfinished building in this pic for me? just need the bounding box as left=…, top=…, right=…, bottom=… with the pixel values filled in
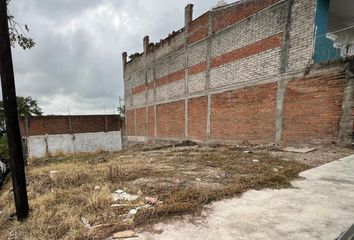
left=122, top=0, right=354, bottom=146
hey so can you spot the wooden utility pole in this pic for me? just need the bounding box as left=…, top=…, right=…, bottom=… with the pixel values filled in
left=0, top=0, right=29, bottom=220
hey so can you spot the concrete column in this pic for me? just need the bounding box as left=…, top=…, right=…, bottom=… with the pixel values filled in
left=205, top=12, right=213, bottom=90
left=184, top=4, right=193, bottom=140
left=275, top=0, right=294, bottom=145
left=134, top=109, right=137, bottom=137
left=339, top=60, right=354, bottom=146
left=185, top=4, right=194, bottom=26
left=275, top=77, right=288, bottom=145
left=104, top=115, right=108, bottom=132
left=206, top=94, right=212, bottom=141
left=279, top=0, right=294, bottom=74
left=68, top=115, right=73, bottom=134
left=122, top=52, right=127, bottom=72
left=143, top=36, right=149, bottom=140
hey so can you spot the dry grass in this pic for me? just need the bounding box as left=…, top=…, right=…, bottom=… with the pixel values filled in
left=0, top=146, right=309, bottom=240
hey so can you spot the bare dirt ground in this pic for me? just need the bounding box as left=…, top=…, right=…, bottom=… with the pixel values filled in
left=0, top=144, right=352, bottom=240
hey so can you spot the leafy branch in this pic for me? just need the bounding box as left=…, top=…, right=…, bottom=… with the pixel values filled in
left=6, top=0, right=35, bottom=50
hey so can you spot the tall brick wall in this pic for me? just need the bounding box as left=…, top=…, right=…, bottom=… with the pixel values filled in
left=282, top=70, right=347, bottom=143
left=123, top=0, right=354, bottom=146
left=211, top=82, right=277, bottom=143
left=156, top=100, right=185, bottom=139
left=20, top=115, right=122, bottom=137
left=188, top=96, right=208, bottom=141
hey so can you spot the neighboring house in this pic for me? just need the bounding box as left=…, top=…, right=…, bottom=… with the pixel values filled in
left=122, top=0, right=354, bottom=146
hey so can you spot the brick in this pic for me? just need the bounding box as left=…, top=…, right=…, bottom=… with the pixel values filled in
left=188, top=97, right=208, bottom=141
left=156, top=100, right=185, bottom=139
left=211, top=82, right=277, bottom=143
left=282, top=72, right=347, bottom=143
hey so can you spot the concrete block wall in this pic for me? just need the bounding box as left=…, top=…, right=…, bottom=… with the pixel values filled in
left=19, top=115, right=122, bottom=158
left=123, top=0, right=354, bottom=146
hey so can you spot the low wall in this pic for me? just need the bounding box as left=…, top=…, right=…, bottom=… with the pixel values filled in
left=27, top=131, right=122, bottom=158
left=20, top=115, right=123, bottom=158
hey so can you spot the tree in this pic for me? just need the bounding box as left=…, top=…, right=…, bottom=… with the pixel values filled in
left=0, top=96, right=42, bottom=137
left=6, top=0, right=35, bottom=49
left=0, top=96, right=42, bottom=161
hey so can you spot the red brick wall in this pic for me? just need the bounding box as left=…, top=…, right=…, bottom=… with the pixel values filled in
left=125, top=110, right=135, bottom=136
left=20, top=115, right=122, bottom=136
left=188, top=12, right=209, bottom=44
left=282, top=71, right=347, bottom=143
left=148, top=106, right=155, bottom=137
left=211, top=82, right=277, bottom=143
left=135, top=107, right=147, bottom=136
left=188, top=96, right=208, bottom=141
left=212, top=0, right=281, bottom=33
left=157, top=100, right=185, bottom=139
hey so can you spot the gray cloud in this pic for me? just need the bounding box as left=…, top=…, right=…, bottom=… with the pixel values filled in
left=4, top=0, right=218, bottom=115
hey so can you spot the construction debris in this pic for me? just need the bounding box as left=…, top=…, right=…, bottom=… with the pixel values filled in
left=112, top=230, right=137, bottom=239
left=145, top=197, right=157, bottom=205
left=49, top=170, right=59, bottom=180
left=112, top=190, right=139, bottom=202
left=281, top=147, right=317, bottom=154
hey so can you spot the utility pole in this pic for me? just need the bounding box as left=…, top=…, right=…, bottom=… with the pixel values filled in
left=0, top=0, right=29, bottom=220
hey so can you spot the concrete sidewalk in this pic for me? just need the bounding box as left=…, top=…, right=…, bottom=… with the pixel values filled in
left=139, top=155, right=354, bottom=240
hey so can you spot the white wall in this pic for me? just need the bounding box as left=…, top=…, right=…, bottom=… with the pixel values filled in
left=27, top=131, right=122, bottom=158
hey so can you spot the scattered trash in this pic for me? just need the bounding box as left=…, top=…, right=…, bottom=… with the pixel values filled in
left=112, top=190, right=139, bottom=202
left=94, top=186, right=100, bottom=191
left=244, top=151, right=251, bottom=154
left=195, top=178, right=201, bottom=181
left=49, top=170, right=59, bottom=180
left=145, top=197, right=157, bottom=205
left=81, top=217, right=92, bottom=229
left=253, top=159, right=260, bottom=163
left=112, top=230, right=137, bottom=239
left=111, top=203, right=136, bottom=208
left=7, top=213, right=17, bottom=221
left=273, top=168, right=279, bottom=173
left=129, top=209, right=138, bottom=215
left=81, top=217, right=113, bottom=230
left=281, top=147, right=317, bottom=153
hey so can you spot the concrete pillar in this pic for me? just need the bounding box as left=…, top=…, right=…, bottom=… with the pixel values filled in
left=185, top=4, right=194, bottom=27
left=279, top=0, right=294, bottom=74
left=184, top=5, right=193, bottom=140
left=122, top=52, right=127, bottom=72
left=275, top=77, right=288, bottom=145
left=275, top=0, right=294, bottom=145
left=143, top=36, right=149, bottom=140
left=68, top=115, right=73, bottom=134
left=339, top=60, right=354, bottom=146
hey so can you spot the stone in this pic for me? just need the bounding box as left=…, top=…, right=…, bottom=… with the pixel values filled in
left=94, top=186, right=100, bottom=191
left=273, top=168, right=279, bottom=173
left=253, top=159, right=260, bottom=163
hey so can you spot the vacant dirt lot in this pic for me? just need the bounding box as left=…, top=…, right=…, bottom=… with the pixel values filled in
left=0, top=144, right=352, bottom=239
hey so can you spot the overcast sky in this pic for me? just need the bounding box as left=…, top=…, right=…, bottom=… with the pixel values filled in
left=4, top=0, right=220, bottom=115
